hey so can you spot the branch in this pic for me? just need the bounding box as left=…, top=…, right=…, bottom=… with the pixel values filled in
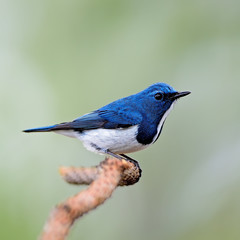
left=39, top=157, right=142, bottom=240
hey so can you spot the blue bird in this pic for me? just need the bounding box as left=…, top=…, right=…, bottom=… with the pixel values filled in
left=24, top=83, right=190, bottom=161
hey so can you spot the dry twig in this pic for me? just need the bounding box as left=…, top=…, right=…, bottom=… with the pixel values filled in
left=39, top=157, right=141, bottom=240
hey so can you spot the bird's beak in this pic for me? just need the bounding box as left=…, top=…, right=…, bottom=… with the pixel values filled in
left=170, top=91, right=191, bottom=100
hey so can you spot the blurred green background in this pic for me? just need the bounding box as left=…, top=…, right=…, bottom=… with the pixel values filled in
left=1, top=0, right=240, bottom=239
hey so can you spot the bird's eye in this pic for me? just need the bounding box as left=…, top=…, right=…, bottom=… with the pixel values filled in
left=154, top=92, right=163, bottom=101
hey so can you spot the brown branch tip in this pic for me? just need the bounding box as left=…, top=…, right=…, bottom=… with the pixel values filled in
left=39, top=157, right=142, bottom=240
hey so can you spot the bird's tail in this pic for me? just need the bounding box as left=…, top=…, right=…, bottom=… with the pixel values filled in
left=23, top=122, right=72, bottom=133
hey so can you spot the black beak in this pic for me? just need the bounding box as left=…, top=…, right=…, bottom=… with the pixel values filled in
left=170, top=91, right=191, bottom=100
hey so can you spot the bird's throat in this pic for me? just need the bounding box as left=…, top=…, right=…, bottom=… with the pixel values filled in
left=152, top=101, right=176, bottom=143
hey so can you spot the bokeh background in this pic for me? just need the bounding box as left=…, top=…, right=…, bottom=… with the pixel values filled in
left=1, top=0, right=240, bottom=239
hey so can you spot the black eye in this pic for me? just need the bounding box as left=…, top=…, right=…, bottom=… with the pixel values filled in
left=154, top=92, right=163, bottom=101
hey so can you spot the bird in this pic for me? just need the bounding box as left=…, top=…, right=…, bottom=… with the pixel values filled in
left=23, top=83, right=190, bottom=161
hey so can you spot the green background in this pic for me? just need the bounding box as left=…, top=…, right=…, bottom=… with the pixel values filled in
left=1, top=0, right=240, bottom=239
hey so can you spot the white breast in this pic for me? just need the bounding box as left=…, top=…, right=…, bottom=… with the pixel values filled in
left=80, top=125, right=149, bottom=154
left=56, top=125, right=147, bottom=154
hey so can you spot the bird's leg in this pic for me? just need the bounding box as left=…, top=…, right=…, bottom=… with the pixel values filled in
left=105, top=151, right=141, bottom=171
left=90, top=143, right=122, bottom=160
left=91, top=143, right=140, bottom=169
left=104, top=149, right=124, bottom=161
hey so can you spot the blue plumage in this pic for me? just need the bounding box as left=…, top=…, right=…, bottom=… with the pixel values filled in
left=24, top=83, right=190, bottom=159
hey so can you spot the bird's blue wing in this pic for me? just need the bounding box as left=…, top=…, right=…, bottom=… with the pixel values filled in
left=97, top=107, right=142, bottom=129
left=71, top=112, right=106, bottom=130
left=71, top=107, right=142, bottom=130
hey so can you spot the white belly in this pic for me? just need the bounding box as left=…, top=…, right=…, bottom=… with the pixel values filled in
left=56, top=125, right=148, bottom=154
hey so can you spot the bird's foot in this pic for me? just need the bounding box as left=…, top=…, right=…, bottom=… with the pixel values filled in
left=120, top=154, right=141, bottom=170
left=106, top=151, right=141, bottom=173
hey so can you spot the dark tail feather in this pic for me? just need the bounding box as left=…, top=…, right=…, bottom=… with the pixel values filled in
left=23, top=125, right=58, bottom=133
left=23, top=122, right=72, bottom=133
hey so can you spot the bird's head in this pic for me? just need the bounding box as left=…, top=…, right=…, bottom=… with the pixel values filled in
left=136, top=83, right=191, bottom=120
